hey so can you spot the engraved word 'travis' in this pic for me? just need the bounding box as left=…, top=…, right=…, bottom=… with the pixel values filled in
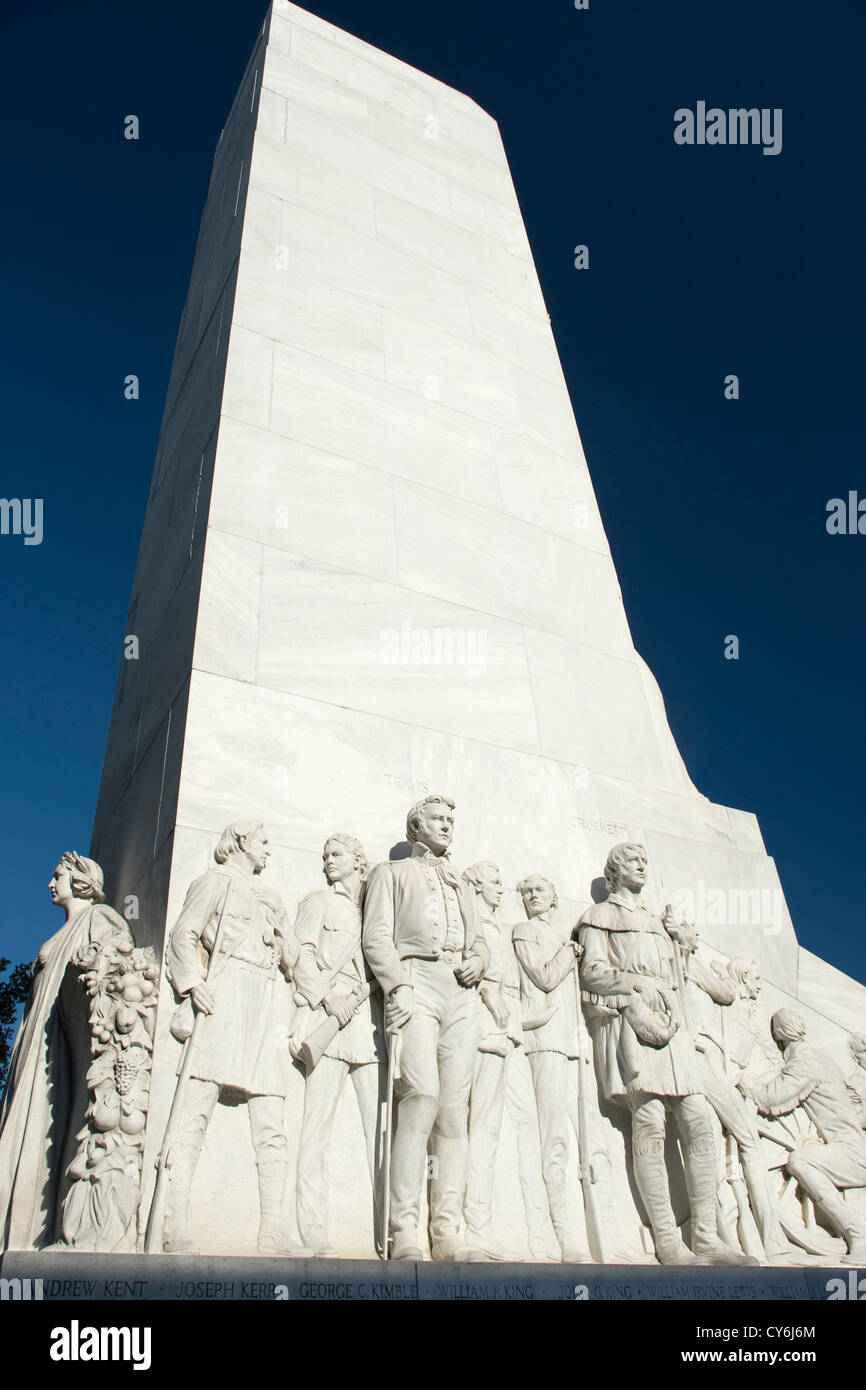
left=674, top=103, right=782, bottom=157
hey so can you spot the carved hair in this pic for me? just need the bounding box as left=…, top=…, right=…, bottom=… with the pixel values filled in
left=462, top=861, right=500, bottom=892
left=603, top=842, right=647, bottom=892
left=848, top=1032, right=866, bottom=1059
left=405, top=794, right=455, bottom=844
left=517, top=875, right=558, bottom=910
left=59, top=851, right=105, bottom=904
left=323, top=833, right=369, bottom=881
left=728, top=956, right=760, bottom=986
left=214, top=819, right=265, bottom=864
left=770, top=1008, right=806, bottom=1045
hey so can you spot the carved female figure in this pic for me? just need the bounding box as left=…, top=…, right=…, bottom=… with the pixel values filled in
left=0, top=852, right=132, bottom=1250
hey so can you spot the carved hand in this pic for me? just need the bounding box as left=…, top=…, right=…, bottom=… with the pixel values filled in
left=632, top=980, right=667, bottom=1014
left=492, top=1000, right=510, bottom=1029
left=386, top=984, right=414, bottom=1029
left=190, top=982, right=215, bottom=1015
left=324, top=993, right=356, bottom=1028
left=662, top=905, right=698, bottom=953
left=454, top=954, right=484, bottom=987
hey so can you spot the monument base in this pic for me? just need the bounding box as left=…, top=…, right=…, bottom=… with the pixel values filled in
left=0, top=1249, right=851, bottom=1302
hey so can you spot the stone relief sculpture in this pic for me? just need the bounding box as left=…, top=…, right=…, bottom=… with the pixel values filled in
left=0, top=853, right=132, bottom=1252
left=512, top=875, right=586, bottom=1262
left=3, top=821, right=863, bottom=1270
left=846, top=1033, right=866, bottom=1125
left=741, top=1009, right=866, bottom=1266
left=673, top=932, right=791, bottom=1263
left=291, top=834, right=385, bottom=1257
left=461, top=862, right=554, bottom=1260
left=361, top=794, right=489, bottom=1261
left=58, top=936, right=159, bottom=1251
left=578, top=842, right=756, bottom=1266
left=147, top=821, right=297, bottom=1255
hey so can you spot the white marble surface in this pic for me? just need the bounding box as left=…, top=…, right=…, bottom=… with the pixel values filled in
left=80, top=1, right=866, bottom=1267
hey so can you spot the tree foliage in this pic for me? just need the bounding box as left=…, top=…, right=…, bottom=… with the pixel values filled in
left=0, top=958, right=32, bottom=1093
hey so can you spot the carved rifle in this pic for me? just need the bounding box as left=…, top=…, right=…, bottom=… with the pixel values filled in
left=720, top=1008, right=766, bottom=1261
left=381, top=1024, right=401, bottom=1259
left=293, top=979, right=374, bottom=1071
left=571, top=938, right=608, bottom=1262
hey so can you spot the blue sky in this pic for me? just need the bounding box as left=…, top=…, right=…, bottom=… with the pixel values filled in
left=1, top=0, right=864, bottom=983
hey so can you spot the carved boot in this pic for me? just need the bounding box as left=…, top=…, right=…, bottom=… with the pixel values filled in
left=685, top=1141, right=759, bottom=1267
left=257, top=1161, right=303, bottom=1255
left=806, top=1178, right=866, bottom=1265
left=163, top=1143, right=202, bottom=1254
left=740, top=1149, right=791, bottom=1261
left=633, top=1140, right=705, bottom=1266
left=544, top=1174, right=586, bottom=1262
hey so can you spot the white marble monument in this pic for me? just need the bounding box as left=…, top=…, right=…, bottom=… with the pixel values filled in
left=2, top=2, right=864, bottom=1271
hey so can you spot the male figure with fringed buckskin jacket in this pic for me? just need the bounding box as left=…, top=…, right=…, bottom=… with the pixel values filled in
left=578, top=841, right=756, bottom=1267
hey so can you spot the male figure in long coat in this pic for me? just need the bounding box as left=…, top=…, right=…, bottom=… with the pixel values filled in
left=578, top=842, right=754, bottom=1266
left=164, top=819, right=296, bottom=1253
left=362, top=794, right=489, bottom=1261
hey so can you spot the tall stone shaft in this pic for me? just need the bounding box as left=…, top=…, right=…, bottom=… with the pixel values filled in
left=88, top=2, right=864, bottom=1253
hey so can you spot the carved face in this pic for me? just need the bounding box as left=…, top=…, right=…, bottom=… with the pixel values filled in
left=48, top=863, right=75, bottom=910
left=476, top=863, right=503, bottom=910
left=414, top=799, right=454, bottom=854
left=323, top=839, right=358, bottom=885
left=615, top=847, right=647, bottom=893
left=742, top=967, right=761, bottom=1000
left=520, top=876, right=555, bottom=917
left=240, top=827, right=270, bottom=874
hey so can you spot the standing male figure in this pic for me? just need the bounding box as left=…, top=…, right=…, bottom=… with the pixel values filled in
left=578, top=842, right=755, bottom=1266
left=674, top=935, right=791, bottom=1261
left=462, top=862, right=553, bottom=1260
left=742, top=1010, right=866, bottom=1265
left=512, top=874, right=585, bottom=1262
left=164, top=820, right=297, bottom=1254
left=362, top=794, right=489, bottom=1261
left=292, top=834, right=384, bottom=1256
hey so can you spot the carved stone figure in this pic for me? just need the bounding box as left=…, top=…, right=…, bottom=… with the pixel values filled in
left=742, top=1009, right=866, bottom=1265
left=59, top=936, right=159, bottom=1251
left=512, top=874, right=585, bottom=1263
left=673, top=932, right=790, bottom=1262
left=578, top=843, right=756, bottom=1266
left=361, top=794, right=490, bottom=1261
left=161, top=820, right=297, bottom=1254
left=292, top=834, right=385, bottom=1256
left=846, top=1033, right=866, bottom=1126
left=461, top=862, right=553, bottom=1260
left=0, top=853, right=132, bottom=1252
